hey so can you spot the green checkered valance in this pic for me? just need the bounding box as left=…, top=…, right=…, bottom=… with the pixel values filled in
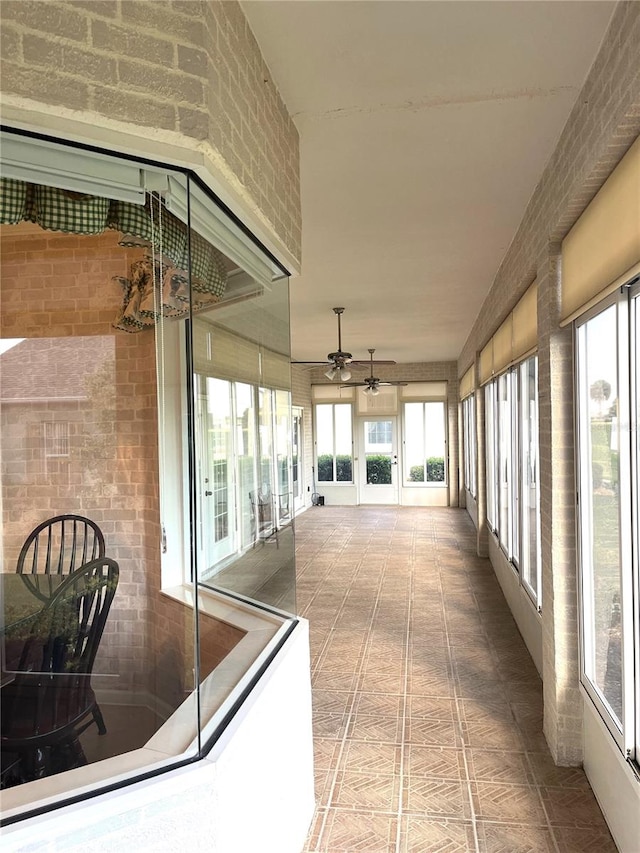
left=0, top=178, right=228, bottom=332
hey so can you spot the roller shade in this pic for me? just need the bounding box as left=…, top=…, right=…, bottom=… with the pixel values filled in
left=400, top=381, right=447, bottom=399
left=561, top=135, right=640, bottom=324
left=459, top=366, right=475, bottom=400
left=512, top=280, right=538, bottom=362
left=492, top=315, right=513, bottom=376
left=479, top=339, right=493, bottom=385
left=261, top=349, right=291, bottom=391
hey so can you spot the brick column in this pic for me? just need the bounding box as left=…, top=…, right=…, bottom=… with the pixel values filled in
left=538, top=252, right=582, bottom=765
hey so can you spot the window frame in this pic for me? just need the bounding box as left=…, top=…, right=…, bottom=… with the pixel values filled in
left=314, top=401, right=354, bottom=484
left=575, top=285, right=638, bottom=758
left=401, top=398, right=448, bottom=487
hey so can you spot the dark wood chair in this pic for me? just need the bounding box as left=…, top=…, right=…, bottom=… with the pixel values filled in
left=16, top=514, right=105, bottom=576
left=249, top=489, right=279, bottom=548
left=1, top=557, right=119, bottom=787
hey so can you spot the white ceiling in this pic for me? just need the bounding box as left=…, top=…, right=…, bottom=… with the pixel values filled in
left=241, top=1, right=614, bottom=365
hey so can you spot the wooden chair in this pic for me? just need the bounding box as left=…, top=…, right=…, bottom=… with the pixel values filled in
left=16, top=514, right=105, bottom=576
left=249, top=489, right=279, bottom=548
left=1, top=557, right=119, bottom=787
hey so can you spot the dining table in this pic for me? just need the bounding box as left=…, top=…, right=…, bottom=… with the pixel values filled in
left=1, top=573, right=66, bottom=686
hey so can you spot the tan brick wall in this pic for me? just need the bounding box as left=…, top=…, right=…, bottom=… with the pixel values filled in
left=0, top=0, right=301, bottom=266
left=457, top=3, right=640, bottom=763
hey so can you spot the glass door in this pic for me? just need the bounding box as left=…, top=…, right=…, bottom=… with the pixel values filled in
left=358, top=417, right=398, bottom=504
left=196, top=375, right=236, bottom=574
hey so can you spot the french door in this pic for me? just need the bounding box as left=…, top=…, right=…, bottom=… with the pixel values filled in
left=358, top=417, right=398, bottom=504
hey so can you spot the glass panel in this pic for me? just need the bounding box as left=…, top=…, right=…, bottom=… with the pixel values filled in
left=189, top=193, right=294, bottom=612
left=578, top=304, right=623, bottom=725
left=334, top=404, right=353, bottom=481
left=521, top=358, right=540, bottom=601
left=0, top=137, right=295, bottom=818
left=0, top=175, right=200, bottom=795
left=316, top=404, right=335, bottom=482
left=364, top=420, right=393, bottom=485
left=485, top=384, right=496, bottom=529
left=497, top=373, right=512, bottom=553
left=425, top=402, right=446, bottom=482
left=404, top=402, right=425, bottom=482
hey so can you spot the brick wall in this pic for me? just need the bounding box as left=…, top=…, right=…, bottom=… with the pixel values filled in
left=456, top=3, right=640, bottom=763
left=0, top=0, right=301, bottom=267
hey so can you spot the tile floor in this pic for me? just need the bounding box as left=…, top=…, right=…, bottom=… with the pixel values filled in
left=294, top=505, right=617, bottom=853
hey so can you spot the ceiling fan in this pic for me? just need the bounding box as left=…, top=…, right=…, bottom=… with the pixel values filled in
left=292, top=307, right=396, bottom=381
left=341, top=348, right=408, bottom=395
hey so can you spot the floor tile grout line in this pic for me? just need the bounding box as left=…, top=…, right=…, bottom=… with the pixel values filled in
left=436, top=524, right=482, bottom=853
left=310, top=519, right=396, bottom=850
left=393, top=517, right=420, bottom=853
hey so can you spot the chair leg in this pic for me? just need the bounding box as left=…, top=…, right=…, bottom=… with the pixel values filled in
left=93, top=703, right=107, bottom=735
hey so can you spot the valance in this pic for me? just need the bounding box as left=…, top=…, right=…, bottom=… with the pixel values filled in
left=0, top=179, right=228, bottom=331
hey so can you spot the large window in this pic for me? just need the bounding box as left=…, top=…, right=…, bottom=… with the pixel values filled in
left=0, top=131, right=295, bottom=815
left=315, top=402, right=353, bottom=482
left=484, top=356, right=541, bottom=608
left=403, top=401, right=447, bottom=484
left=576, top=286, right=639, bottom=759
left=462, top=394, right=477, bottom=499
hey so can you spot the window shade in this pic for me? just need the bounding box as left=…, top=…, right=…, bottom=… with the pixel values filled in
left=512, top=280, right=538, bottom=362
left=400, top=381, right=447, bottom=400
left=312, top=385, right=355, bottom=401
left=492, top=315, right=513, bottom=376
left=561, top=135, right=640, bottom=325
left=479, top=339, right=493, bottom=385
left=459, top=366, right=475, bottom=400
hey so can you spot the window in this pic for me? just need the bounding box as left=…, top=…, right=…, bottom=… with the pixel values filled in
left=402, top=401, right=447, bottom=484
left=484, top=356, right=541, bottom=608
left=485, top=383, right=497, bottom=530
left=0, top=130, right=295, bottom=814
left=462, top=394, right=477, bottom=499
left=315, top=402, right=353, bottom=482
left=520, top=358, right=541, bottom=599
left=576, top=287, right=639, bottom=758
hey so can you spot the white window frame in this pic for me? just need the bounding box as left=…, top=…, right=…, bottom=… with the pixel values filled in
left=313, top=402, right=354, bottom=484
left=401, top=399, right=448, bottom=487
left=575, top=285, right=637, bottom=757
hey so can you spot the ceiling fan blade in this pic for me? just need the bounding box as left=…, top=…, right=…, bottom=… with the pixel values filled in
left=350, top=359, right=396, bottom=366
left=291, top=360, right=332, bottom=365
left=378, top=381, right=409, bottom=386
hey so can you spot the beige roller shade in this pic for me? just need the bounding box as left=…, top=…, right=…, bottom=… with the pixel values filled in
left=512, top=280, right=538, bottom=362
left=479, top=339, right=493, bottom=385
left=492, top=315, right=513, bottom=376
left=459, top=366, right=475, bottom=400
left=400, top=381, right=448, bottom=400
left=561, top=135, right=640, bottom=324
left=261, top=348, right=291, bottom=390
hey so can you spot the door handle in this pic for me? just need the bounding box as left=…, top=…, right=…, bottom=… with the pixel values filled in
left=204, top=490, right=213, bottom=496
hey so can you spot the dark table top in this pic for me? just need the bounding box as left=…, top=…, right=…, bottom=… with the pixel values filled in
left=1, top=573, right=65, bottom=634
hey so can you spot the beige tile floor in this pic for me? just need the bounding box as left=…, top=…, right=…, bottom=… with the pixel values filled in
left=295, top=506, right=617, bottom=853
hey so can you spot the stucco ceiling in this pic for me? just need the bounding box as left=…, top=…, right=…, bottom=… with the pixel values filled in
left=241, top=0, right=615, bottom=366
